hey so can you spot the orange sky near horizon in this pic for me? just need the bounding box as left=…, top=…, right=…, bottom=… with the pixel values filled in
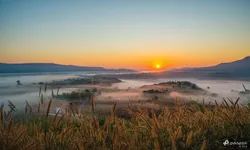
left=1, top=1, right=250, bottom=70
left=2, top=44, right=249, bottom=70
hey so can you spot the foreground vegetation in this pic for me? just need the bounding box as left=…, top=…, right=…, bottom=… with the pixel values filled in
left=0, top=97, right=250, bottom=150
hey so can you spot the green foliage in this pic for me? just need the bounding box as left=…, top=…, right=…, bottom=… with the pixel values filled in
left=56, top=91, right=92, bottom=100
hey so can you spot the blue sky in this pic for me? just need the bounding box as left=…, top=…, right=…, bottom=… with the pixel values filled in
left=0, top=0, right=250, bottom=69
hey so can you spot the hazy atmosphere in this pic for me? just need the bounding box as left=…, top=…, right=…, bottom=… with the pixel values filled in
left=1, top=0, right=250, bottom=70
left=0, top=1, right=250, bottom=149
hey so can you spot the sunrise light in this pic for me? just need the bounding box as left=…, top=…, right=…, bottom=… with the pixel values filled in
left=156, top=64, right=161, bottom=69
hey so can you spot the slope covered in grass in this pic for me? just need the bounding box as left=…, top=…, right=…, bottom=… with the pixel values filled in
left=0, top=98, right=250, bottom=149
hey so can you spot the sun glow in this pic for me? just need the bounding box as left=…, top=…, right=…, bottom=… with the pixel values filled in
left=156, top=64, right=161, bottom=69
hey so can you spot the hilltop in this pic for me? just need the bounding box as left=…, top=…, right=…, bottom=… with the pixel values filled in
left=0, top=63, right=135, bottom=73
left=165, top=56, right=250, bottom=80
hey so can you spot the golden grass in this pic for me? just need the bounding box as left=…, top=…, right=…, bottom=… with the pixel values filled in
left=0, top=97, right=250, bottom=149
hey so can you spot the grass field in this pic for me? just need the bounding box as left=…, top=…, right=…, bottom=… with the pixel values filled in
left=0, top=96, right=250, bottom=150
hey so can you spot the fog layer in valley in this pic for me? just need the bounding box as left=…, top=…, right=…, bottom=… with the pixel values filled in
left=0, top=73, right=250, bottom=113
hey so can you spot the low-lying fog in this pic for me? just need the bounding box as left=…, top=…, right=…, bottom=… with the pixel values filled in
left=115, top=78, right=250, bottom=96
left=114, top=78, right=250, bottom=102
left=0, top=73, right=250, bottom=111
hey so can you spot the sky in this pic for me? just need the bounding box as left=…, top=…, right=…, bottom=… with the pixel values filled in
left=0, top=0, right=250, bottom=70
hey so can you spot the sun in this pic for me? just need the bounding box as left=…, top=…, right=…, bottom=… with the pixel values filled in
left=156, top=64, right=161, bottom=69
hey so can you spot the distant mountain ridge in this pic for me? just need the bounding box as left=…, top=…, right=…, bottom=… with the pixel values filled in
left=194, top=56, right=250, bottom=71
left=0, top=63, right=135, bottom=73
left=164, top=56, right=250, bottom=80
left=171, top=56, right=250, bottom=72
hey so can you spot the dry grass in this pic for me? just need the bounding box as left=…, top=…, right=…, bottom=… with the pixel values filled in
left=0, top=97, right=250, bottom=150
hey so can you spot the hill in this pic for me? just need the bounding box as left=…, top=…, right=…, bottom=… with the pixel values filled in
left=0, top=63, right=135, bottom=73
left=193, top=56, right=250, bottom=72
left=166, top=56, right=250, bottom=80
